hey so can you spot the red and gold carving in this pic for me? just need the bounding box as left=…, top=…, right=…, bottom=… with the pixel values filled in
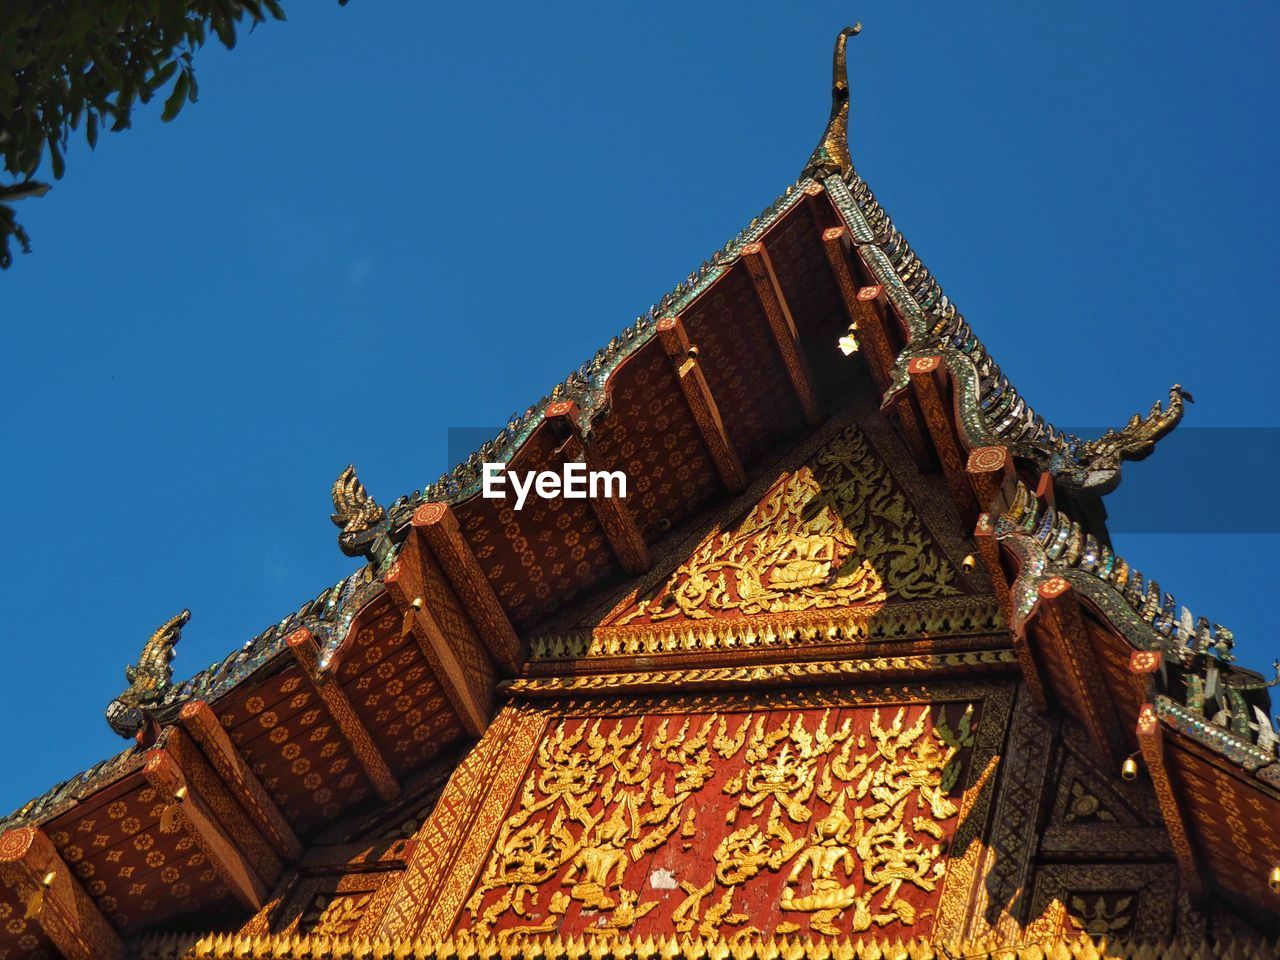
left=1130, top=650, right=1161, bottom=674
left=607, top=424, right=959, bottom=631
left=458, top=700, right=985, bottom=942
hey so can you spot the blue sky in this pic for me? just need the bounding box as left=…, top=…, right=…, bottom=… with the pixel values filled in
left=2, top=2, right=1277, bottom=813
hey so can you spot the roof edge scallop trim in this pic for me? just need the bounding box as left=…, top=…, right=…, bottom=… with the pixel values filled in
left=988, top=482, right=1280, bottom=780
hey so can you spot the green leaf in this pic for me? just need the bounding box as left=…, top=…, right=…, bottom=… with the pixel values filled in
left=161, top=72, right=190, bottom=122
left=47, top=138, right=65, bottom=180
left=145, top=60, right=178, bottom=95
left=86, top=111, right=98, bottom=149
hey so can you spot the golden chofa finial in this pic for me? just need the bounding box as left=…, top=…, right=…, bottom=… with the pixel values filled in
left=802, top=24, right=862, bottom=181
left=105, top=609, right=191, bottom=739
left=331, top=463, right=386, bottom=535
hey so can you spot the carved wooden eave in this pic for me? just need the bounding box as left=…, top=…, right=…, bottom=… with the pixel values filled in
left=176, top=701, right=303, bottom=863
left=2, top=24, right=1278, bottom=957
left=985, top=480, right=1280, bottom=920
left=739, top=242, right=824, bottom=426
left=141, top=740, right=278, bottom=911
left=409, top=503, right=522, bottom=674
left=543, top=399, right=651, bottom=575
left=0, top=827, right=126, bottom=960
left=383, top=533, right=496, bottom=737
left=655, top=315, right=747, bottom=495
left=131, top=930, right=1280, bottom=960
left=285, top=627, right=403, bottom=804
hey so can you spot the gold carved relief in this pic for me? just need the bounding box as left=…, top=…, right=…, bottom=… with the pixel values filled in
left=461, top=701, right=979, bottom=941
left=611, top=425, right=960, bottom=629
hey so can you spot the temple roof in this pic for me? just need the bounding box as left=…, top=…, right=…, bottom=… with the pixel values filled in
left=1, top=25, right=1277, bottom=956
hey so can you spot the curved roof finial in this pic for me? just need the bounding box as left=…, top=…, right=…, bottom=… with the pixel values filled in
left=802, top=24, right=862, bottom=181
left=105, top=609, right=191, bottom=738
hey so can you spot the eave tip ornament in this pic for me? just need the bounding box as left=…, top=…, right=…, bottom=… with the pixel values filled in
left=106, top=609, right=190, bottom=739
left=1066, top=384, right=1193, bottom=494
left=331, top=463, right=392, bottom=561
left=802, top=24, right=862, bottom=181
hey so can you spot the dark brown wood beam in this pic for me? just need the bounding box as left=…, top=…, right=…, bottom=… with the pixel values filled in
left=885, top=390, right=937, bottom=472
left=966, top=445, right=1014, bottom=516
left=974, top=513, right=1048, bottom=714
left=0, top=826, right=126, bottom=960
left=740, top=241, right=822, bottom=425
left=385, top=534, right=495, bottom=738
left=1127, top=650, right=1163, bottom=713
left=656, top=316, right=747, bottom=494
left=142, top=745, right=272, bottom=911
left=821, top=226, right=898, bottom=396
left=545, top=399, right=650, bottom=574
left=1030, top=578, right=1123, bottom=769
left=1136, top=704, right=1204, bottom=899
left=177, top=700, right=303, bottom=862
left=907, top=356, right=980, bottom=523
left=286, top=628, right=401, bottom=803
left=412, top=503, right=522, bottom=674
left=800, top=181, right=834, bottom=229
left=299, top=840, right=411, bottom=874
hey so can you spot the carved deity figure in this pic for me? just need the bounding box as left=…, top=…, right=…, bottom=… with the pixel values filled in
left=766, top=506, right=847, bottom=590
left=779, top=797, right=862, bottom=933
left=563, top=809, right=631, bottom=910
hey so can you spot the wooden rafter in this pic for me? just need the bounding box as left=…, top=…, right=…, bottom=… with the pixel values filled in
left=1029, top=578, right=1122, bottom=769
left=385, top=534, right=495, bottom=737
left=0, top=825, right=126, bottom=960
left=142, top=745, right=273, bottom=910
left=177, top=700, right=303, bottom=861
left=740, top=242, right=822, bottom=425
left=965, top=445, right=1012, bottom=516
left=285, top=628, right=401, bottom=803
left=1136, top=704, right=1205, bottom=899
left=656, top=315, right=747, bottom=493
left=800, top=181, right=834, bottom=228
left=907, top=356, right=979, bottom=521
left=821, top=225, right=895, bottom=395
left=412, top=502, right=522, bottom=674
left=1127, top=650, right=1163, bottom=712
left=975, top=512, right=1048, bottom=714
left=545, top=400, right=650, bottom=574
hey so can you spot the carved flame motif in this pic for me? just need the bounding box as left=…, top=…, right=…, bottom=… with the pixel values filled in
left=613, top=426, right=958, bottom=627
left=105, top=609, right=191, bottom=738
left=331, top=464, right=386, bottom=535
left=303, top=891, right=375, bottom=938
left=462, top=704, right=978, bottom=941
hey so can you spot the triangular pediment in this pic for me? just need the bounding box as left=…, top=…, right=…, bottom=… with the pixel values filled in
left=531, top=405, right=1003, bottom=661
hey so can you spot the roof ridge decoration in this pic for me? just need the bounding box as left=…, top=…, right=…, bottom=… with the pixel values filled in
left=330, top=18, right=1200, bottom=556
left=105, top=608, right=190, bottom=738
left=801, top=24, right=861, bottom=180
left=4, top=565, right=382, bottom=827
left=319, top=175, right=818, bottom=561
left=987, top=481, right=1280, bottom=780
left=0, top=24, right=1237, bottom=839
left=803, top=28, right=1190, bottom=495
left=332, top=463, right=388, bottom=558
left=321, top=173, right=818, bottom=562
left=93, top=564, right=382, bottom=746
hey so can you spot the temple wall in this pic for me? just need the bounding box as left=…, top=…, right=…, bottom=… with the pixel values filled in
left=359, top=680, right=1220, bottom=948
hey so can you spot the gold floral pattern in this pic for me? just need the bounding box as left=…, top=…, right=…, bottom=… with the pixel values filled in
left=612, top=425, right=958, bottom=628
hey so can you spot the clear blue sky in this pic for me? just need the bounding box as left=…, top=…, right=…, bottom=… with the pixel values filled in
left=2, top=2, right=1277, bottom=814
